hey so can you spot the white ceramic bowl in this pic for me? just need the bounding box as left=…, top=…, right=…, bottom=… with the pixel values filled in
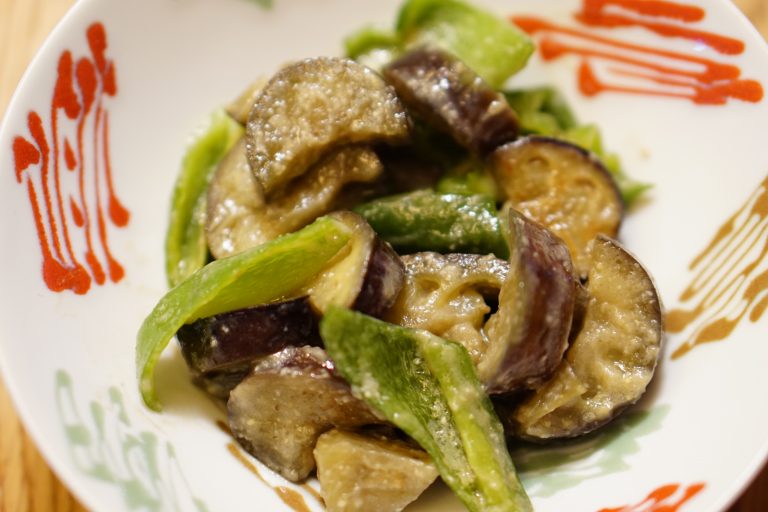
left=2, top=0, right=768, bottom=510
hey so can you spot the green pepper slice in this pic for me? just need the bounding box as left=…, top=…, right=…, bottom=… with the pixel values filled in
left=165, top=109, right=243, bottom=287
left=321, top=307, right=532, bottom=512
left=396, top=0, right=534, bottom=88
left=354, top=190, right=509, bottom=258
left=138, top=216, right=351, bottom=411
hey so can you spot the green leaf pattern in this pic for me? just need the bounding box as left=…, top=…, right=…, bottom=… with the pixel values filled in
left=53, top=379, right=667, bottom=506
left=514, top=405, right=671, bottom=497
left=55, top=370, right=209, bottom=511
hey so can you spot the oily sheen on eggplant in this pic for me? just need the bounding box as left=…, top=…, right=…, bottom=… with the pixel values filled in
left=176, top=297, right=320, bottom=377
left=479, top=208, right=576, bottom=394
left=509, top=236, right=663, bottom=440
left=246, top=57, right=410, bottom=197
left=175, top=297, right=321, bottom=399
left=383, top=47, right=519, bottom=156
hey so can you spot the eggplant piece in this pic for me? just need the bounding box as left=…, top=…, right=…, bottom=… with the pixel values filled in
left=246, top=57, right=410, bottom=197
left=510, top=236, right=663, bottom=440
left=176, top=297, right=321, bottom=398
left=314, top=429, right=438, bottom=512
left=491, top=136, right=623, bottom=277
left=226, top=78, right=266, bottom=125
left=385, top=252, right=509, bottom=367
left=479, top=208, right=575, bottom=394
left=137, top=215, right=354, bottom=411
left=382, top=47, right=519, bottom=156
left=308, top=211, right=404, bottom=318
left=206, top=139, right=382, bottom=259
left=386, top=210, right=574, bottom=394
left=227, top=346, right=382, bottom=482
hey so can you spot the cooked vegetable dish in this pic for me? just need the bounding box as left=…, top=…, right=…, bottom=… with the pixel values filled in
left=136, top=1, right=663, bottom=510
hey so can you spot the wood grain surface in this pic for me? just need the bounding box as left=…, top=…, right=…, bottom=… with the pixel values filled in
left=1, top=0, right=767, bottom=511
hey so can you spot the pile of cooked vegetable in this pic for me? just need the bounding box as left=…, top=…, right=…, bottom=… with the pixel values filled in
left=136, top=0, right=663, bottom=510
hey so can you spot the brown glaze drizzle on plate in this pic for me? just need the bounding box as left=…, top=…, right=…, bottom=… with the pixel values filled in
left=668, top=175, right=768, bottom=358
left=226, top=442, right=318, bottom=512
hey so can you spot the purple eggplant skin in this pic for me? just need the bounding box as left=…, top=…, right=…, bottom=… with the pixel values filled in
left=176, top=296, right=321, bottom=377
left=309, top=211, right=405, bottom=319
left=480, top=208, right=576, bottom=394
left=227, top=346, right=383, bottom=482
left=509, top=236, right=663, bottom=441
left=383, top=47, right=519, bottom=157
left=192, top=370, right=252, bottom=401
left=352, top=237, right=405, bottom=318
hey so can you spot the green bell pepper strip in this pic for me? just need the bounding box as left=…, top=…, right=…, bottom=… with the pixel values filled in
left=344, top=26, right=400, bottom=60
left=138, top=216, right=352, bottom=411
left=395, top=0, right=534, bottom=89
left=504, top=87, right=578, bottom=134
left=321, top=307, right=532, bottom=512
left=165, top=109, right=243, bottom=287
left=345, top=0, right=534, bottom=89
left=354, top=190, right=509, bottom=259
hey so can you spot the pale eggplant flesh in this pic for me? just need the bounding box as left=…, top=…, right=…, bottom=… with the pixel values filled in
left=314, top=429, right=438, bottom=512
left=491, top=136, right=623, bottom=278
left=227, top=346, right=383, bottom=482
left=206, top=139, right=383, bottom=260
left=509, top=235, right=663, bottom=440
left=308, top=211, right=404, bottom=319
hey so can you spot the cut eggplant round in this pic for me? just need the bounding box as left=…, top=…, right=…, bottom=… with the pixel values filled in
left=385, top=252, right=509, bottom=367
left=246, top=57, right=410, bottom=197
left=510, top=236, right=663, bottom=440
left=479, top=208, right=575, bottom=394
left=227, top=346, right=383, bottom=482
left=176, top=297, right=321, bottom=399
left=176, top=296, right=320, bottom=375
left=308, top=211, right=404, bottom=318
left=314, top=429, right=438, bottom=512
left=206, top=139, right=383, bottom=259
left=386, top=209, right=574, bottom=394
left=383, top=47, right=519, bottom=157
left=491, top=136, right=623, bottom=277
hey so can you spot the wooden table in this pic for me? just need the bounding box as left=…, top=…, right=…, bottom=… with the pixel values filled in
left=1, top=0, right=767, bottom=510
